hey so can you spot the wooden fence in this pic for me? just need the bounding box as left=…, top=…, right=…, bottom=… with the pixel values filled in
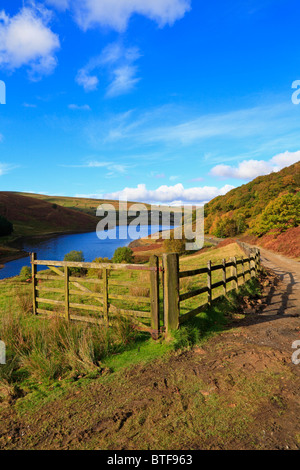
left=30, top=247, right=260, bottom=338
left=30, top=253, right=160, bottom=339
left=162, top=248, right=260, bottom=333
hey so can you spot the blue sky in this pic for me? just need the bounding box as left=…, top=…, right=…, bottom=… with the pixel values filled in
left=0, top=0, right=300, bottom=205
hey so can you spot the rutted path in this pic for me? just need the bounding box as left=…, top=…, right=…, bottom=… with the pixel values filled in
left=1, top=247, right=300, bottom=450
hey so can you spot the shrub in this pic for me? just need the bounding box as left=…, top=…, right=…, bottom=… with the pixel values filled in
left=87, top=257, right=110, bottom=279
left=64, top=250, right=85, bottom=275
left=0, top=215, right=13, bottom=237
left=112, top=247, right=134, bottom=264
left=19, top=266, right=31, bottom=282
left=163, top=235, right=186, bottom=254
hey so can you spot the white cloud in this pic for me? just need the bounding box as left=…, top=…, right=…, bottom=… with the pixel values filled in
left=60, top=160, right=130, bottom=177
left=76, top=69, right=99, bottom=92
left=68, top=103, right=91, bottom=110
left=23, top=103, right=37, bottom=108
left=45, top=0, right=70, bottom=11
left=210, top=151, right=300, bottom=180
left=270, top=150, right=300, bottom=168
left=76, top=43, right=141, bottom=96
left=0, top=162, right=16, bottom=176
left=63, top=0, right=191, bottom=32
left=0, top=4, right=60, bottom=79
left=106, top=64, right=140, bottom=97
left=104, top=183, right=235, bottom=205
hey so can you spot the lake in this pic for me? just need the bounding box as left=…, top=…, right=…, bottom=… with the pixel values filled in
left=0, top=225, right=171, bottom=280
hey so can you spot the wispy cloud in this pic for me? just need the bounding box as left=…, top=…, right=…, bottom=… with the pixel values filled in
left=0, top=162, right=17, bottom=176
left=76, top=42, right=141, bottom=97
left=60, top=160, right=131, bottom=177
left=84, top=102, right=299, bottom=150
left=68, top=103, right=91, bottom=111
left=23, top=103, right=37, bottom=108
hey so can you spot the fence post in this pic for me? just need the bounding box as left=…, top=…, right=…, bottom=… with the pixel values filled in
left=222, top=258, right=226, bottom=296
left=257, top=249, right=261, bottom=273
left=250, top=253, right=255, bottom=278
left=150, top=255, right=160, bottom=339
left=103, top=268, right=109, bottom=324
left=31, top=252, right=37, bottom=315
left=233, top=257, right=238, bottom=291
left=163, top=253, right=180, bottom=334
left=242, top=256, right=245, bottom=285
left=207, top=260, right=212, bottom=305
left=64, top=265, right=69, bottom=321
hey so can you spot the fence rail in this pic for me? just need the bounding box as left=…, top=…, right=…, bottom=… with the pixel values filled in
left=162, top=248, right=260, bottom=332
left=30, top=253, right=160, bottom=339
left=30, top=246, right=261, bottom=338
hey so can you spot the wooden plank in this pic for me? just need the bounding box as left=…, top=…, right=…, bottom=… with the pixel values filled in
left=36, top=286, right=65, bottom=294
left=150, top=255, right=160, bottom=338
left=109, top=304, right=151, bottom=318
left=47, top=265, right=64, bottom=276
left=179, top=285, right=208, bottom=302
left=163, top=253, right=180, bottom=333
left=34, top=259, right=156, bottom=271
left=179, top=266, right=208, bottom=279
left=69, top=276, right=102, bottom=284
left=226, top=261, right=234, bottom=268
left=47, top=263, right=103, bottom=301
left=222, top=258, right=226, bottom=296
left=37, top=297, right=64, bottom=306
left=36, top=274, right=63, bottom=281
left=69, top=302, right=102, bottom=312
left=207, top=260, right=212, bottom=305
left=64, top=265, right=69, bottom=321
left=103, top=268, right=109, bottom=324
left=211, top=264, right=223, bottom=271
left=242, top=257, right=245, bottom=284
left=69, top=290, right=103, bottom=300
left=69, top=314, right=105, bottom=325
left=232, top=257, right=238, bottom=291
left=211, top=280, right=224, bottom=290
left=108, top=293, right=151, bottom=304
left=179, top=303, right=208, bottom=324
left=108, top=279, right=149, bottom=288
left=31, top=253, right=37, bottom=315
left=36, top=308, right=63, bottom=316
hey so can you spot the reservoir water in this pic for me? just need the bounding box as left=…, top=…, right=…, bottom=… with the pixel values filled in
left=0, top=225, right=171, bottom=280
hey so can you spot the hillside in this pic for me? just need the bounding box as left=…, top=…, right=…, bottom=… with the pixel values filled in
left=0, top=192, right=100, bottom=262
left=204, top=162, right=300, bottom=255
left=16, top=192, right=151, bottom=218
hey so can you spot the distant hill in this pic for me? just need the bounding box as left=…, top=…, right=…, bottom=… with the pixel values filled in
left=204, top=161, right=300, bottom=238
left=16, top=192, right=151, bottom=218
left=0, top=192, right=99, bottom=238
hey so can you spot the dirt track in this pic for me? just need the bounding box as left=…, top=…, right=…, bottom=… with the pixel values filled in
left=1, top=248, right=300, bottom=450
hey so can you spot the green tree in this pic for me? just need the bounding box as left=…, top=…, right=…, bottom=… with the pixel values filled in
left=19, top=266, right=31, bottom=281
left=112, top=247, right=134, bottom=264
left=64, top=250, right=85, bottom=275
left=252, top=193, right=300, bottom=236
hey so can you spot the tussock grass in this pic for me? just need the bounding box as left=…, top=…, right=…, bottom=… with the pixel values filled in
left=0, top=306, right=138, bottom=396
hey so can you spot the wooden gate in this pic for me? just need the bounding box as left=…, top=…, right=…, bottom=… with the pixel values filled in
left=31, top=253, right=161, bottom=339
